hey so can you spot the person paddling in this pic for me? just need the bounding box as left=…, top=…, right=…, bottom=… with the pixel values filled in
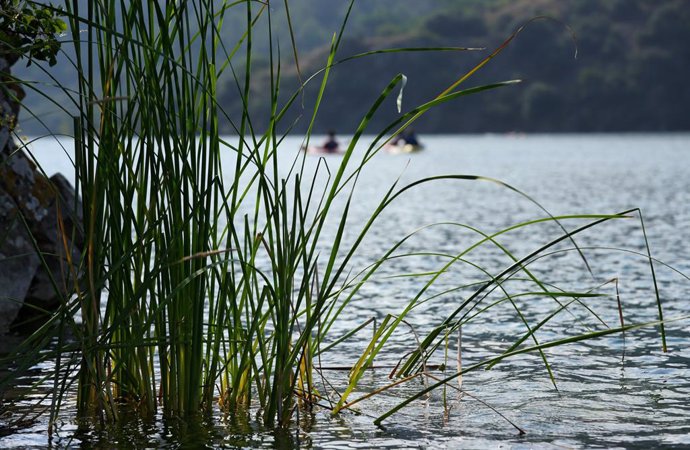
left=403, top=129, right=419, bottom=146
left=322, top=130, right=339, bottom=153
left=386, top=129, right=423, bottom=153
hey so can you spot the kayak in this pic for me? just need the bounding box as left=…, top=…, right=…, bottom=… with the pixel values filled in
left=302, top=145, right=343, bottom=155
left=385, top=143, right=424, bottom=154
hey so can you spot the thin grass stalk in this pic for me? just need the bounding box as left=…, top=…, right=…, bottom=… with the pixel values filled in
left=375, top=317, right=672, bottom=426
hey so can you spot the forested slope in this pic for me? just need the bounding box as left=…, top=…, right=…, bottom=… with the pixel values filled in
left=14, top=0, right=690, bottom=134
left=218, top=0, right=690, bottom=134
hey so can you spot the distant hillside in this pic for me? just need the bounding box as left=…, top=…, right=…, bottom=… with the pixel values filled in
left=13, top=0, right=690, bottom=135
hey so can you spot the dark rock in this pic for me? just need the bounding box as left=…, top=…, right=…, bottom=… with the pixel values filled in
left=0, top=56, right=83, bottom=334
left=0, top=188, right=40, bottom=333
left=0, top=144, right=84, bottom=333
left=14, top=172, right=84, bottom=331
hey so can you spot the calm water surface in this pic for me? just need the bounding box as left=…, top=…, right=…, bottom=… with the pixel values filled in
left=2, top=133, right=689, bottom=448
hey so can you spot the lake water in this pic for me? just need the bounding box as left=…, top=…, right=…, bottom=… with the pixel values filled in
left=2, top=133, right=690, bottom=448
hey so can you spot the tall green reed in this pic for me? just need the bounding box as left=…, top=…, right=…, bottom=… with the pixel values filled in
left=67, top=0, right=228, bottom=419
left=58, top=0, right=513, bottom=426
left=2, top=0, right=670, bottom=433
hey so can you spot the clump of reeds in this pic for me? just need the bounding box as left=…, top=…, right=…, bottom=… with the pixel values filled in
left=1, top=0, right=670, bottom=435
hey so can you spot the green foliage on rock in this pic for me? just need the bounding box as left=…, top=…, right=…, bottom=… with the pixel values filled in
left=0, top=0, right=66, bottom=66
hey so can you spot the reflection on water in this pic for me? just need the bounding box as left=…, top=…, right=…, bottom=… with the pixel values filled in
left=2, top=134, right=690, bottom=448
